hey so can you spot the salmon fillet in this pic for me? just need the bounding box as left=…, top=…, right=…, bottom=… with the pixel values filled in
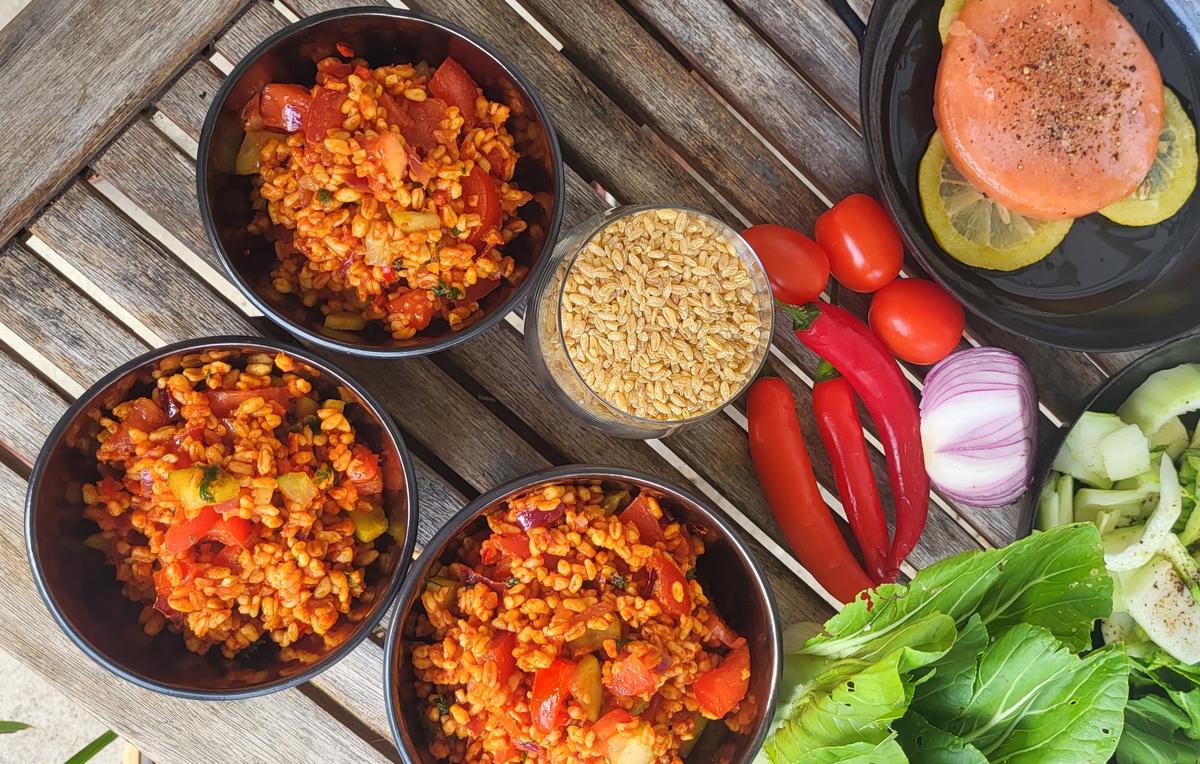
left=935, top=0, right=1164, bottom=220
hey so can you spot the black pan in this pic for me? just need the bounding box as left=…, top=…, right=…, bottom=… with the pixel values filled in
left=826, top=0, right=1200, bottom=352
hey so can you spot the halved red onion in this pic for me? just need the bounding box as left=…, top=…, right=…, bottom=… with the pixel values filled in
left=920, top=348, right=1037, bottom=508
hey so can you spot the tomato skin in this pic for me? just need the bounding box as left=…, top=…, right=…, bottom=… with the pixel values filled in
left=484, top=631, right=518, bottom=688
left=693, top=643, right=751, bottom=719
left=816, top=194, right=904, bottom=293
left=206, top=514, right=255, bottom=548
left=304, top=87, right=346, bottom=145
left=647, top=555, right=692, bottom=616
left=481, top=532, right=530, bottom=564
left=741, top=224, right=830, bottom=304
left=618, top=494, right=664, bottom=545
left=531, top=658, right=576, bottom=731
left=462, top=166, right=501, bottom=247
left=429, top=57, right=479, bottom=124
left=259, top=84, right=312, bottom=133
left=868, top=278, right=964, bottom=365
left=346, top=445, right=383, bottom=495
left=205, top=387, right=291, bottom=418
left=386, top=289, right=436, bottom=332
left=363, top=132, right=406, bottom=184
left=604, top=652, right=659, bottom=697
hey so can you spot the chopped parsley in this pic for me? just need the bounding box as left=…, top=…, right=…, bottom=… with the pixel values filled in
left=685, top=568, right=697, bottom=580
left=460, top=163, right=470, bottom=176
left=290, top=414, right=320, bottom=433
left=506, top=577, right=520, bottom=588
left=434, top=694, right=450, bottom=717
left=313, top=466, right=334, bottom=485
left=610, top=574, right=628, bottom=590
left=198, top=465, right=221, bottom=502
left=316, top=188, right=332, bottom=204
left=432, top=279, right=463, bottom=300
left=450, top=224, right=465, bottom=237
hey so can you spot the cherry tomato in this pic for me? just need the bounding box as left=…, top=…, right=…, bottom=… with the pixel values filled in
left=741, top=224, right=830, bottom=304
left=462, top=165, right=501, bottom=246
left=815, top=194, right=904, bottom=293
left=604, top=652, right=659, bottom=697
left=259, top=84, right=312, bottom=133
left=205, top=514, right=256, bottom=549
left=363, top=132, right=406, bottom=184
left=694, top=643, right=751, bottom=719
left=387, top=289, right=436, bottom=332
left=483, top=631, right=518, bottom=687
left=164, top=506, right=220, bottom=555
left=429, top=57, right=479, bottom=124
left=868, top=278, right=964, bottom=365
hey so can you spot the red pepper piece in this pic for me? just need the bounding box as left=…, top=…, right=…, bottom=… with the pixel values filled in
left=813, top=361, right=893, bottom=583
left=746, top=376, right=874, bottom=603
left=780, top=301, right=929, bottom=573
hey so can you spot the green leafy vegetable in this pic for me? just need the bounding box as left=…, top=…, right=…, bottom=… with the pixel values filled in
left=1117, top=695, right=1200, bottom=763
left=762, top=524, right=1122, bottom=764
left=433, top=279, right=462, bottom=300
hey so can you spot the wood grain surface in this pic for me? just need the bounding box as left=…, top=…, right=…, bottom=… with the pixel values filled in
left=0, top=0, right=249, bottom=244
left=0, top=0, right=1162, bottom=759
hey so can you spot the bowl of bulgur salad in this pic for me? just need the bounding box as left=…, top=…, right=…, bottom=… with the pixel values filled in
left=25, top=337, right=418, bottom=698
left=198, top=8, right=564, bottom=357
left=385, top=466, right=781, bottom=764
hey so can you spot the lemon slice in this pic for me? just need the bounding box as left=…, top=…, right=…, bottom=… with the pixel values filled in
left=1099, top=88, right=1198, bottom=227
left=919, top=132, right=1074, bottom=271
left=938, top=0, right=971, bottom=43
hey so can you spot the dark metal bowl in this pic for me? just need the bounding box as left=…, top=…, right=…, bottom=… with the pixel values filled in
left=383, top=465, right=782, bottom=764
left=852, top=0, right=1200, bottom=352
left=197, top=7, right=565, bottom=358
left=25, top=337, right=420, bottom=699
left=1025, top=331, right=1200, bottom=534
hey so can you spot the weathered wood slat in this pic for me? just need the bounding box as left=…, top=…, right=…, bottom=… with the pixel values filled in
left=0, top=242, right=149, bottom=387
left=0, top=0, right=250, bottom=244
left=0, top=355, right=391, bottom=764
left=509, top=0, right=829, bottom=230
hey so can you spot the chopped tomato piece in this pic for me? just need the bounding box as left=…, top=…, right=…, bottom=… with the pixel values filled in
left=316, top=58, right=353, bottom=84
left=483, top=145, right=512, bottom=181
left=402, top=97, right=448, bottom=152
left=206, top=387, right=291, bottom=418
left=259, top=84, right=312, bottom=133
left=304, top=87, right=346, bottom=145
left=241, top=91, right=264, bottom=131
left=456, top=277, right=501, bottom=306
left=335, top=42, right=355, bottom=58
left=701, top=611, right=741, bottom=648
left=693, top=643, right=750, bottom=719
left=605, top=652, right=659, bottom=697
left=164, top=505, right=220, bottom=555
left=531, top=658, right=576, bottom=731
left=647, top=555, right=692, bottom=616
left=386, top=289, right=435, bottom=332
left=206, top=514, right=255, bottom=548
left=481, top=532, right=530, bottom=565
left=346, top=445, right=383, bottom=495
left=462, top=165, right=500, bottom=247
left=152, top=559, right=196, bottom=623
left=101, top=398, right=168, bottom=460
left=591, top=709, right=634, bottom=743
left=619, top=494, right=664, bottom=545
left=363, top=132, right=406, bottom=185
left=429, top=57, right=479, bottom=125
left=484, top=631, right=518, bottom=687
left=212, top=544, right=244, bottom=571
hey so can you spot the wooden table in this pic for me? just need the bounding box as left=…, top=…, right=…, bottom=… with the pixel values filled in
left=0, top=0, right=1146, bottom=761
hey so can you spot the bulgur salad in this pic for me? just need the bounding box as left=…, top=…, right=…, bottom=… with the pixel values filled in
left=81, top=350, right=394, bottom=660
left=237, top=49, right=533, bottom=339
left=411, top=480, right=753, bottom=763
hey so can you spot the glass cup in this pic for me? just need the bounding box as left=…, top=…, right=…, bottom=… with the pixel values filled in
left=524, top=204, right=774, bottom=439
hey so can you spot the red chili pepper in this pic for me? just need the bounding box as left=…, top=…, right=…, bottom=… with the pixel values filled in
left=747, top=376, right=874, bottom=603
left=813, top=361, right=893, bottom=583
left=779, top=301, right=929, bottom=573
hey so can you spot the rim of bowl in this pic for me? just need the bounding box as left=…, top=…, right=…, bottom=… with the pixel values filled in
left=196, top=7, right=566, bottom=359
left=552, top=205, right=775, bottom=429
left=24, top=335, right=420, bottom=699
left=856, top=10, right=1200, bottom=354
left=383, top=464, right=783, bottom=763
left=1021, top=329, right=1200, bottom=537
